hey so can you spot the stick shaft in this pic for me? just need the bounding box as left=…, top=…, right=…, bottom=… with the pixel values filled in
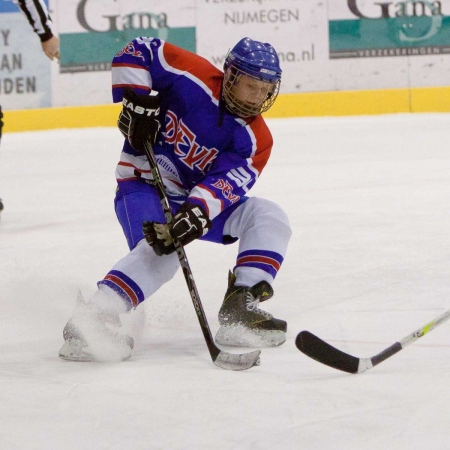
left=361, top=308, right=450, bottom=372
left=399, top=308, right=450, bottom=349
left=143, top=141, right=220, bottom=360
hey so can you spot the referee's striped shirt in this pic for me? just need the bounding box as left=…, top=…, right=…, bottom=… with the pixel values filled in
left=15, top=0, right=55, bottom=42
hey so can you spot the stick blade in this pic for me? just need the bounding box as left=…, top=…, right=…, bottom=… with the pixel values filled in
left=213, top=349, right=261, bottom=371
left=296, top=331, right=359, bottom=374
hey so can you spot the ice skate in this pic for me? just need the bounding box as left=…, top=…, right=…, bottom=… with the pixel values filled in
left=59, top=292, right=134, bottom=362
left=215, top=272, right=287, bottom=348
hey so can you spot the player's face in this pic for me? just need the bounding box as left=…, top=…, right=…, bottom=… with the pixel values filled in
left=222, top=68, right=280, bottom=117
left=231, top=74, right=274, bottom=108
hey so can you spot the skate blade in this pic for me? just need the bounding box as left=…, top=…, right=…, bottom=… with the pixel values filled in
left=59, top=351, right=94, bottom=362
left=58, top=339, right=131, bottom=362
left=58, top=340, right=95, bottom=362
left=59, top=352, right=132, bottom=362
left=214, top=349, right=261, bottom=371
left=215, top=325, right=286, bottom=348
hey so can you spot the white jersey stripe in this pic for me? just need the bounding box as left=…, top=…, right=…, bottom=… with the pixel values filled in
left=112, top=65, right=152, bottom=91
left=244, top=124, right=260, bottom=180
left=189, top=186, right=223, bottom=220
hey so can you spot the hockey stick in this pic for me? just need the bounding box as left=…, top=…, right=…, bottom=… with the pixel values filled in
left=142, top=140, right=261, bottom=370
left=296, top=308, right=450, bottom=374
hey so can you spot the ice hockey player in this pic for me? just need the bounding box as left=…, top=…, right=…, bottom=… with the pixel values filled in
left=59, top=36, right=292, bottom=362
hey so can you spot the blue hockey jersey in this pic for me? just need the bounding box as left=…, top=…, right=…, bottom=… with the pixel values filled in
left=111, top=37, right=273, bottom=220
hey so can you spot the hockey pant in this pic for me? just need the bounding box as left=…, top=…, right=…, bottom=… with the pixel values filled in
left=98, top=182, right=291, bottom=310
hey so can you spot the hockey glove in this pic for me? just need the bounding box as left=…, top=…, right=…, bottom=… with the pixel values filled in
left=143, top=203, right=212, bottom=256
left=143, top=221, right=176, bottom=256
left=118, top=87, right=161, bottom=153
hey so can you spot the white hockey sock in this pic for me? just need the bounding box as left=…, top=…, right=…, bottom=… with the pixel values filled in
left=90, top=285, right=128, bottom=314
left=234, top=266, right=273, bottom=288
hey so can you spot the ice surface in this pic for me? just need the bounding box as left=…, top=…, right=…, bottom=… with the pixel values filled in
left=1, top=113, right=450, bottom=449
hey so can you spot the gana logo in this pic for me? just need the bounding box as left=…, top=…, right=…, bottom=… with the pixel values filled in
left=348, top=0, right=443, bottom=19
left=348, top=0, right=444, bottom=42
left=77, top=0, right=168, bottom=32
